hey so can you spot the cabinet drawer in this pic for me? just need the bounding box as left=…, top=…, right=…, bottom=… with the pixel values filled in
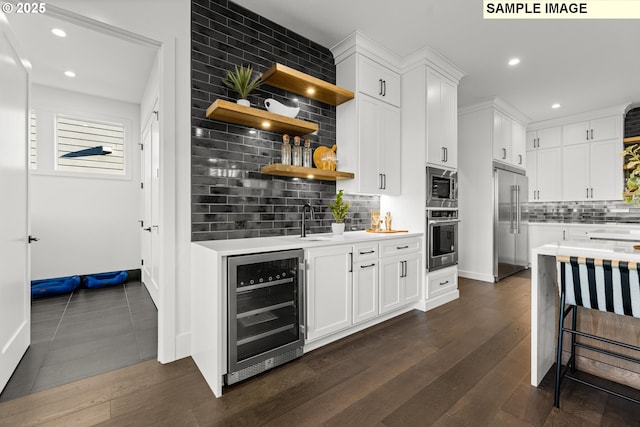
left=380, top=238, right=421, bottom=257
left=427, top=268, right=457, bottom=299
left=353, top=242, right=379, bottom=262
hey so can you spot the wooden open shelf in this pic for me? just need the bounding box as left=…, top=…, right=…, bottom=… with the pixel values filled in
left=206, top=99, right=318, bottom=135
left=624, top=136, right=640, bottom=145
left=261, top=164, right=354, bottom=181
left=262, top=63, right=355, bottom=106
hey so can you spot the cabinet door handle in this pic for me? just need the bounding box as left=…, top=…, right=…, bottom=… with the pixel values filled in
left=590, top=129, right=594, bottom=140
left=360, top=263, right=375, bottom=269
left=536, top=138, right=539, bottom=148
left=586, top=188, right=589, bottom=198
left=397, top=245, right=409, bottom=250
left=563, top=230, right=566, bottom=240
left=518, top=154, right=522, bottom=165
left=349, top=252, right=353, bottom=272
left=379, top=173, right=384, bottom=189
left=383, top=174, right=387, bottom=190
left=382, top=80, right=386, bottom=97
left=439, top=280, right=449, bottom=286
left=502, top=148, right=507, bottom=160
left=590, top=187, right=593, bottom=198
left=404, top=261, right=407, bottom=278
left=359, top=250, right=375, bottom=255
left=586, top=129, right=589, bottom=141
left=379, top=79, right=383, bottom=96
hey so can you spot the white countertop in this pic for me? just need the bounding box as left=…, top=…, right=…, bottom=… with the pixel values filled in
left=586, top=229, right=640, bottom=241
left=192, top=230, right=423, bottom=256
left=534, top=239, right=640, bottom=262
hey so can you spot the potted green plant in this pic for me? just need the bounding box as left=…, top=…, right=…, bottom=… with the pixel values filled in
left=622, top=143, right=640, bottom=205
left=222, top=64, right=262, bottom=107
left=328, top=189, right=350, bottom=235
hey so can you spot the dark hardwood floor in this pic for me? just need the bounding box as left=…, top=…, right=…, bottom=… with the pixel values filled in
left=2, top=271, right=640, bottom=426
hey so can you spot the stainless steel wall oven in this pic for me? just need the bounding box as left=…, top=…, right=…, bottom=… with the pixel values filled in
left=427, top=209, right=459, bottom=271
left=226, top=249, right=304, bottom=385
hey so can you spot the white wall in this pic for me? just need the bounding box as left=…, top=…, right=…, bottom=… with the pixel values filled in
left=30, top=84, right=141, bottom=280
left=48, top=0, right=191, bottom=362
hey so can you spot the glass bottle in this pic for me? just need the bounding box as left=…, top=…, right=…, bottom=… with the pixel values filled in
left=281, top=134, right=291, bottom=165
left=292, top=136, right=302, bottom=166
left=303, top=138, right=312, bottom=168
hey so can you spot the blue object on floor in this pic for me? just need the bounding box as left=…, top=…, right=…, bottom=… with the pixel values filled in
left=31, top=275, right=81, bottom=298
left=83, top=271, right=128, bottom=289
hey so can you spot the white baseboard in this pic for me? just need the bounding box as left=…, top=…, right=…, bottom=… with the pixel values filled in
left=458, top=269, right=495, bottom=283
left=175, top=331, right=191, bottom=360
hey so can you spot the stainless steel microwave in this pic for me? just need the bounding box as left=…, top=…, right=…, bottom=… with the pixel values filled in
left=426, top=166, right=457, bottom=208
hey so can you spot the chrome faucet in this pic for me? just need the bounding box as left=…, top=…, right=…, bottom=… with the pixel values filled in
left=301, top=203, right=314, bottom=237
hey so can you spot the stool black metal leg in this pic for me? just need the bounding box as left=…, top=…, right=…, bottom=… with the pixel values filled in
left=570, top=306, right=578, bottom=372
left=554, top=289, right=567, bottom=408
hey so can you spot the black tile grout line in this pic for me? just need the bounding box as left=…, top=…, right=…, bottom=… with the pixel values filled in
left=27, top=291, right=73, bottom=394
left=124, top=282, right=151, bottom=360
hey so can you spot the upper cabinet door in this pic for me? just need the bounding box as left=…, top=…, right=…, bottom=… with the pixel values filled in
left=426, top=68, right=457, bottom=169
left=590, top=115, right=620, bottom=142
left=511, top=121, right=526, bottom=168
left=563, top=121, right=590, bottom=146
left=536, top=126, right=562, bottom=149
left=358, top=56, right=400, bottom=106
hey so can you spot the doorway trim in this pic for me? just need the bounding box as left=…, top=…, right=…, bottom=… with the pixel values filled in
left=42, top=4, right=177, bottom=363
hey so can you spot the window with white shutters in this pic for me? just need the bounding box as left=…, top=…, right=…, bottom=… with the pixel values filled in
left=56, top=116, right=125, bottom=175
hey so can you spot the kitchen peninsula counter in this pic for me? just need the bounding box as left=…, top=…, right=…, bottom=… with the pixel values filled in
left=531, top=240, right=640, bottom=389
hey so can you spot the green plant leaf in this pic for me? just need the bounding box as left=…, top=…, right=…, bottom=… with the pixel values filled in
left=222, top=65, right=262, bottom=99
left=328, top=189, right=350, bottom=223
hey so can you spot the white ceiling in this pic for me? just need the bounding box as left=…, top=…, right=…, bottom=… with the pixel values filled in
left=233, top=0, right=639, bottom=123
left=5, top=12, right=157, bottom=104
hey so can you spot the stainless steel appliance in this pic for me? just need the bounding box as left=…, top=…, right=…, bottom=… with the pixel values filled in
left=427, top=209, right=459, bottom=271
left=226, top=249, right=304, bottom=385
left=494, top=162, right=528, bottom=281
left=427, top=166, right=457, bottom=208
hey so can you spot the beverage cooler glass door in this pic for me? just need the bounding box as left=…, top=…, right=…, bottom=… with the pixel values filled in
left=227, top=249, right=304, bottom=375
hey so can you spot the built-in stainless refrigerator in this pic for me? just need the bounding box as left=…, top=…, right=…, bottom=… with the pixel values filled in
left=494, top=162, right=528, bottom=281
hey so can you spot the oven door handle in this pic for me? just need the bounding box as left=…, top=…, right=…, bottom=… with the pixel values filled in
left=428, top=219, right=462, bottom=225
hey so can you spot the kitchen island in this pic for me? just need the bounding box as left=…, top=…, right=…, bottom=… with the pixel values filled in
left=191, top=231, right=427, bottom=397
left=531, top=239, right=640, bottom=389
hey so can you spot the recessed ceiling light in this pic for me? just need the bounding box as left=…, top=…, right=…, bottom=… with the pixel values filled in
left=261, top=121, right=270, bottom=128
left=64, top=70, right=76, bottom=78
left=51, top=28, right=66, bottom=37
left=508, top=58, right=520, bottom=66
left=306, top=88, right=316, bottom=95
left=552, top=103, right=561, bottom=109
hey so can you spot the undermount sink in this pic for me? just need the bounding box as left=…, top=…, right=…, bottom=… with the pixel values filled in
left=299, top=235, right=338, bottom=241
left=277, top=233, right=341, bottom=242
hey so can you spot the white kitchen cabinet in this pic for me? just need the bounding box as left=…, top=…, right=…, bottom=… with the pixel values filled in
left=379, top=239, right=421, bottom=314
left=358, top=55, right=400, bottom=107
left=563, top=115, right=620, bottom=146
left=511, top=121, right=526, bottom=168
left=526, top=126, right=562, bottom=151
left=306, top=244, right=353, bottom=342
left=352, top=242, right=379, bottom=325
left=527, top=146, right=562, bottom=202
left=493, top=109, right=526, bottom=169
left=426, top=68, right=458, bottom=169
left=426, top=266, right=458, bottom=300
left=335, top=50, right=401, bottom=196
left=562, top=139, right=622, bottom=201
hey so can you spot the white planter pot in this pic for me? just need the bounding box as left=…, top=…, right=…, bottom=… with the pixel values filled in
left=237, top=99, right=250, bottom=107
left=331, top=222, right=345, bottom=235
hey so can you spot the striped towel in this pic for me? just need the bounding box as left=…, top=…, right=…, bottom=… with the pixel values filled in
left=557, top=256, right=640, bottom=318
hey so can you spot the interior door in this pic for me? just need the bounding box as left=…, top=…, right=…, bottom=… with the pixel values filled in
left=0, top=20, right=30, bottom=392
left=141, top=106, right=159, bottom=306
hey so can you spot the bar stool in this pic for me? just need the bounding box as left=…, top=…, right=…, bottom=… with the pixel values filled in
left=555, top=255, right=640, bottom=408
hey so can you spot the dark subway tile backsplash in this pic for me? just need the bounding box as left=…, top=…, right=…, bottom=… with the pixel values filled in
left=191, top=0, right=378, bottom=241
left=526, top=200, right=640, bottom=224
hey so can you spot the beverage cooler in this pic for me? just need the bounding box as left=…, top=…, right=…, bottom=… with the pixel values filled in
left=226, top=249, right=305, bottom=385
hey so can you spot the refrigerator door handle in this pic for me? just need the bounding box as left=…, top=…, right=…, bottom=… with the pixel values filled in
left=515, top=185, right=521, bottom=234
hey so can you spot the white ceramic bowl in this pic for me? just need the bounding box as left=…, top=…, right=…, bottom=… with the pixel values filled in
left=264, top=98, right=300, bottom=118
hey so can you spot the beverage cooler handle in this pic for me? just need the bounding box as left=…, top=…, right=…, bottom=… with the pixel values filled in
left=299, top=259, right=307, bottom=339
